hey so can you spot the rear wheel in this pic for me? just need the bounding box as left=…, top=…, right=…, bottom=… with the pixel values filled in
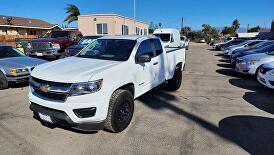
left=105, top=89, right=134, bottom=133
left=0, top=71, right=8, bottom=90
left=165, top=68, right=182, bottom=91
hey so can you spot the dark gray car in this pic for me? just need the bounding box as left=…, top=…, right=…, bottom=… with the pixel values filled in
left=0, top=46, right=47, bottom=89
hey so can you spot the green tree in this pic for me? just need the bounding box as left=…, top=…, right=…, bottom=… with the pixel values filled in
left=222, top=26, right=235, bottom=35
left=248, top=26, right=261, bottom=32
left=181, top=26, right=191, bottom=36
left=158, top=22, right=162, bottom=28
left=64, top=4, right=80, bottom=25
left=149, top=22, right=156, bottom=34
left=232, top=19, right=240, bottom=32
left=201, top=24, right=220, bottom=42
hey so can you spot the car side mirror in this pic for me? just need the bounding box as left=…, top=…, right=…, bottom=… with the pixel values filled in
left=136, top=54, right=151, bottom=63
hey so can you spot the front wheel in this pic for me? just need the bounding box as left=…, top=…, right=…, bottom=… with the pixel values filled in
left=105, top=89, right=134, bottom=133
left=0, top=71, right=8, bottom=90
left=165, top=68, right=182, bottom=91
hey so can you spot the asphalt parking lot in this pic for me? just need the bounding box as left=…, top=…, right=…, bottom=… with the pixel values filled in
left=1, top=43, right=274, bottom=155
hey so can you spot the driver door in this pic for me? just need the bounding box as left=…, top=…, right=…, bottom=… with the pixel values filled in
left=134, top=39, right=155, bottom=96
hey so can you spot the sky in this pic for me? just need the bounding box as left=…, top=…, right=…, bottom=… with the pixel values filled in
left=0, top=0, right=273, bottom=30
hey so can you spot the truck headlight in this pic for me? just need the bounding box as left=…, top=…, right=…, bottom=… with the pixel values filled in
left=10, top=68, right=29, bottom=75
left=70, top=79, right=103, bottom=96
left=51, top=43, right=60, bottom=49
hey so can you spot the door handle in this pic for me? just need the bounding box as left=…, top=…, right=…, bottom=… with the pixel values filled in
left=153, top=62, right=158, bottom=65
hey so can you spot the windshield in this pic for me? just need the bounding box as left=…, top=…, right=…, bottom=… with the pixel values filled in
left=237, top=40, right=251, bottom=46
left=43, top=31, right=69, bottom=38
left=0, top=46, right=25, bottom=59
left=77, top=39, right=136, bottom=61
left=154, top=34, right=171, bottom=42
left=252, top=41, right=273, bottom=48
left=79, top=37, right=100, bottom=45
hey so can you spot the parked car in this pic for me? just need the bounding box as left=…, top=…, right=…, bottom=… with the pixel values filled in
left=235, top=50, right=274, bottom=76
left=26, top=30, right=83, bottom=59
left=230, top=40, right=274, bottom=56
left=64, top=36, right=102, bottom=57
left=215, top=39, right=245, bottom=51
left=223, top=40, right=263, bottom=56
left=0, top=45, right=47, bottom=89
left=29, top=29, right=186, bottom=133
left=153, top=28, right=181, bottom=48
left=231, top=43, right=274, bottom=67
left=198, top=38, right=206, bottom=43
left=180, top=36, right=189, bottom=50
left=257, top=61, right=274, bottom=89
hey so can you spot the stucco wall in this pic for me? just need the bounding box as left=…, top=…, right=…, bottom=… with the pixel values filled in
left=78, top=14, right=149, bottom=36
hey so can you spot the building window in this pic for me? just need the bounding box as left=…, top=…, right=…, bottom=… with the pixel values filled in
left=144, top=29, right=148, bottom=35
left=29, top=30, right=36, bottom=35
left=122, top=25, right=129, bottom=35
left=136, top=27, right=144, bottom=35
left=97, top=23, right=108, bottom=35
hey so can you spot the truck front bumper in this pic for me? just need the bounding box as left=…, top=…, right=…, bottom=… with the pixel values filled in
left=30, top=103, right=105, bottom=131
left=29, top=86, right=110, bottom=131
left=27, top=49, right=61, bottom=58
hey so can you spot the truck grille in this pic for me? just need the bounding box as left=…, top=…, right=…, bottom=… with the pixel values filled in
left=30, top=77, right=72, bottom=102
left=31, top=42, right=51, bottom=50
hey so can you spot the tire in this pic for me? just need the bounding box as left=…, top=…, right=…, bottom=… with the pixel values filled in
left=165, top=68, right=182, bottom=91
left=105, top=89, right=134, bottom=133
left=0, top=71, right=8, bottom=90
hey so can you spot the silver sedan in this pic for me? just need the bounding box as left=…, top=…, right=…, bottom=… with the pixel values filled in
left=0, top=45, right=47, bottom=89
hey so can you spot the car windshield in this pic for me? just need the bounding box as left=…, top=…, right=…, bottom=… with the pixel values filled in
left=237, top=40, right=251, bottom=46
left=253, top=41, right=273, bottom=48
left=0, top=46, right=25, bottom=59
left=79, top=37, right=100, bottom=45
left=43, top=31, right=69, bottom=38
left=154, top=34, right=171, bottom=42
left=77, top=39, right=136, bottom=61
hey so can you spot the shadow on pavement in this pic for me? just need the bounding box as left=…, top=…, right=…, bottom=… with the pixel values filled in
left=218, top=59, right=231, bottom=63
left=229, top=78, right=274, bottom=115
left=217, top=63, right=232, bottom=68
left=216, top=68, right=251, bottom=79
left=139, top=89, right=274, bottom=155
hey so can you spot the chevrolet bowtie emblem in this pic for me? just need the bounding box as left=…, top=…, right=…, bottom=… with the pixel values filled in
left=39, top=84, right=50, bottom=93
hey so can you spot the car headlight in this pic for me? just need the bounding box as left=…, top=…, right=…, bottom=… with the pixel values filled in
left=10, top=68, right=29, bottom=75
left=247, top=60, right=258, bottom=65
left=51, top=43, right=60, bottom=49
left=70, top=79, right=103, bottom=96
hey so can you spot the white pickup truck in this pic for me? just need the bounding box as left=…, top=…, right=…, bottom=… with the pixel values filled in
left=29, top=29, right=185, bottom=133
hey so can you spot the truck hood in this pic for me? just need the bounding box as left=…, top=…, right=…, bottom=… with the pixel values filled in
left=31, top=57, right=122, bottom=83
left=0, top=56, right=47, bottom=70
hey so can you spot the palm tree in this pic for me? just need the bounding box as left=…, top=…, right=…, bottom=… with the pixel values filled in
left=64, top=4, right=80, bottom=25
left=232, top=19, right=240, bottom=32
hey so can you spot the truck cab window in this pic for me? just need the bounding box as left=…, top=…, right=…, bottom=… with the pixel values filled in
left=137, top=40, right=155, bottom=57
left=151, top=39, right=163, bottom=56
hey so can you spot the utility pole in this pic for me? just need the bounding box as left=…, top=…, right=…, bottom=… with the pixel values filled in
left=247, top=24, right=249, bottom=32
left=181, top=17, right=184, bottom=29
left=133, top=0, right=136, bottom=34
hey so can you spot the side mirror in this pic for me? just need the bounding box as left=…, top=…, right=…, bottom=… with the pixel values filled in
left=136, top=54, right=151, bottom=63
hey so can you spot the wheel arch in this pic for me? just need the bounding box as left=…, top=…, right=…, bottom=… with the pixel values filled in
left=115, top=83, right=135, bottom=98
